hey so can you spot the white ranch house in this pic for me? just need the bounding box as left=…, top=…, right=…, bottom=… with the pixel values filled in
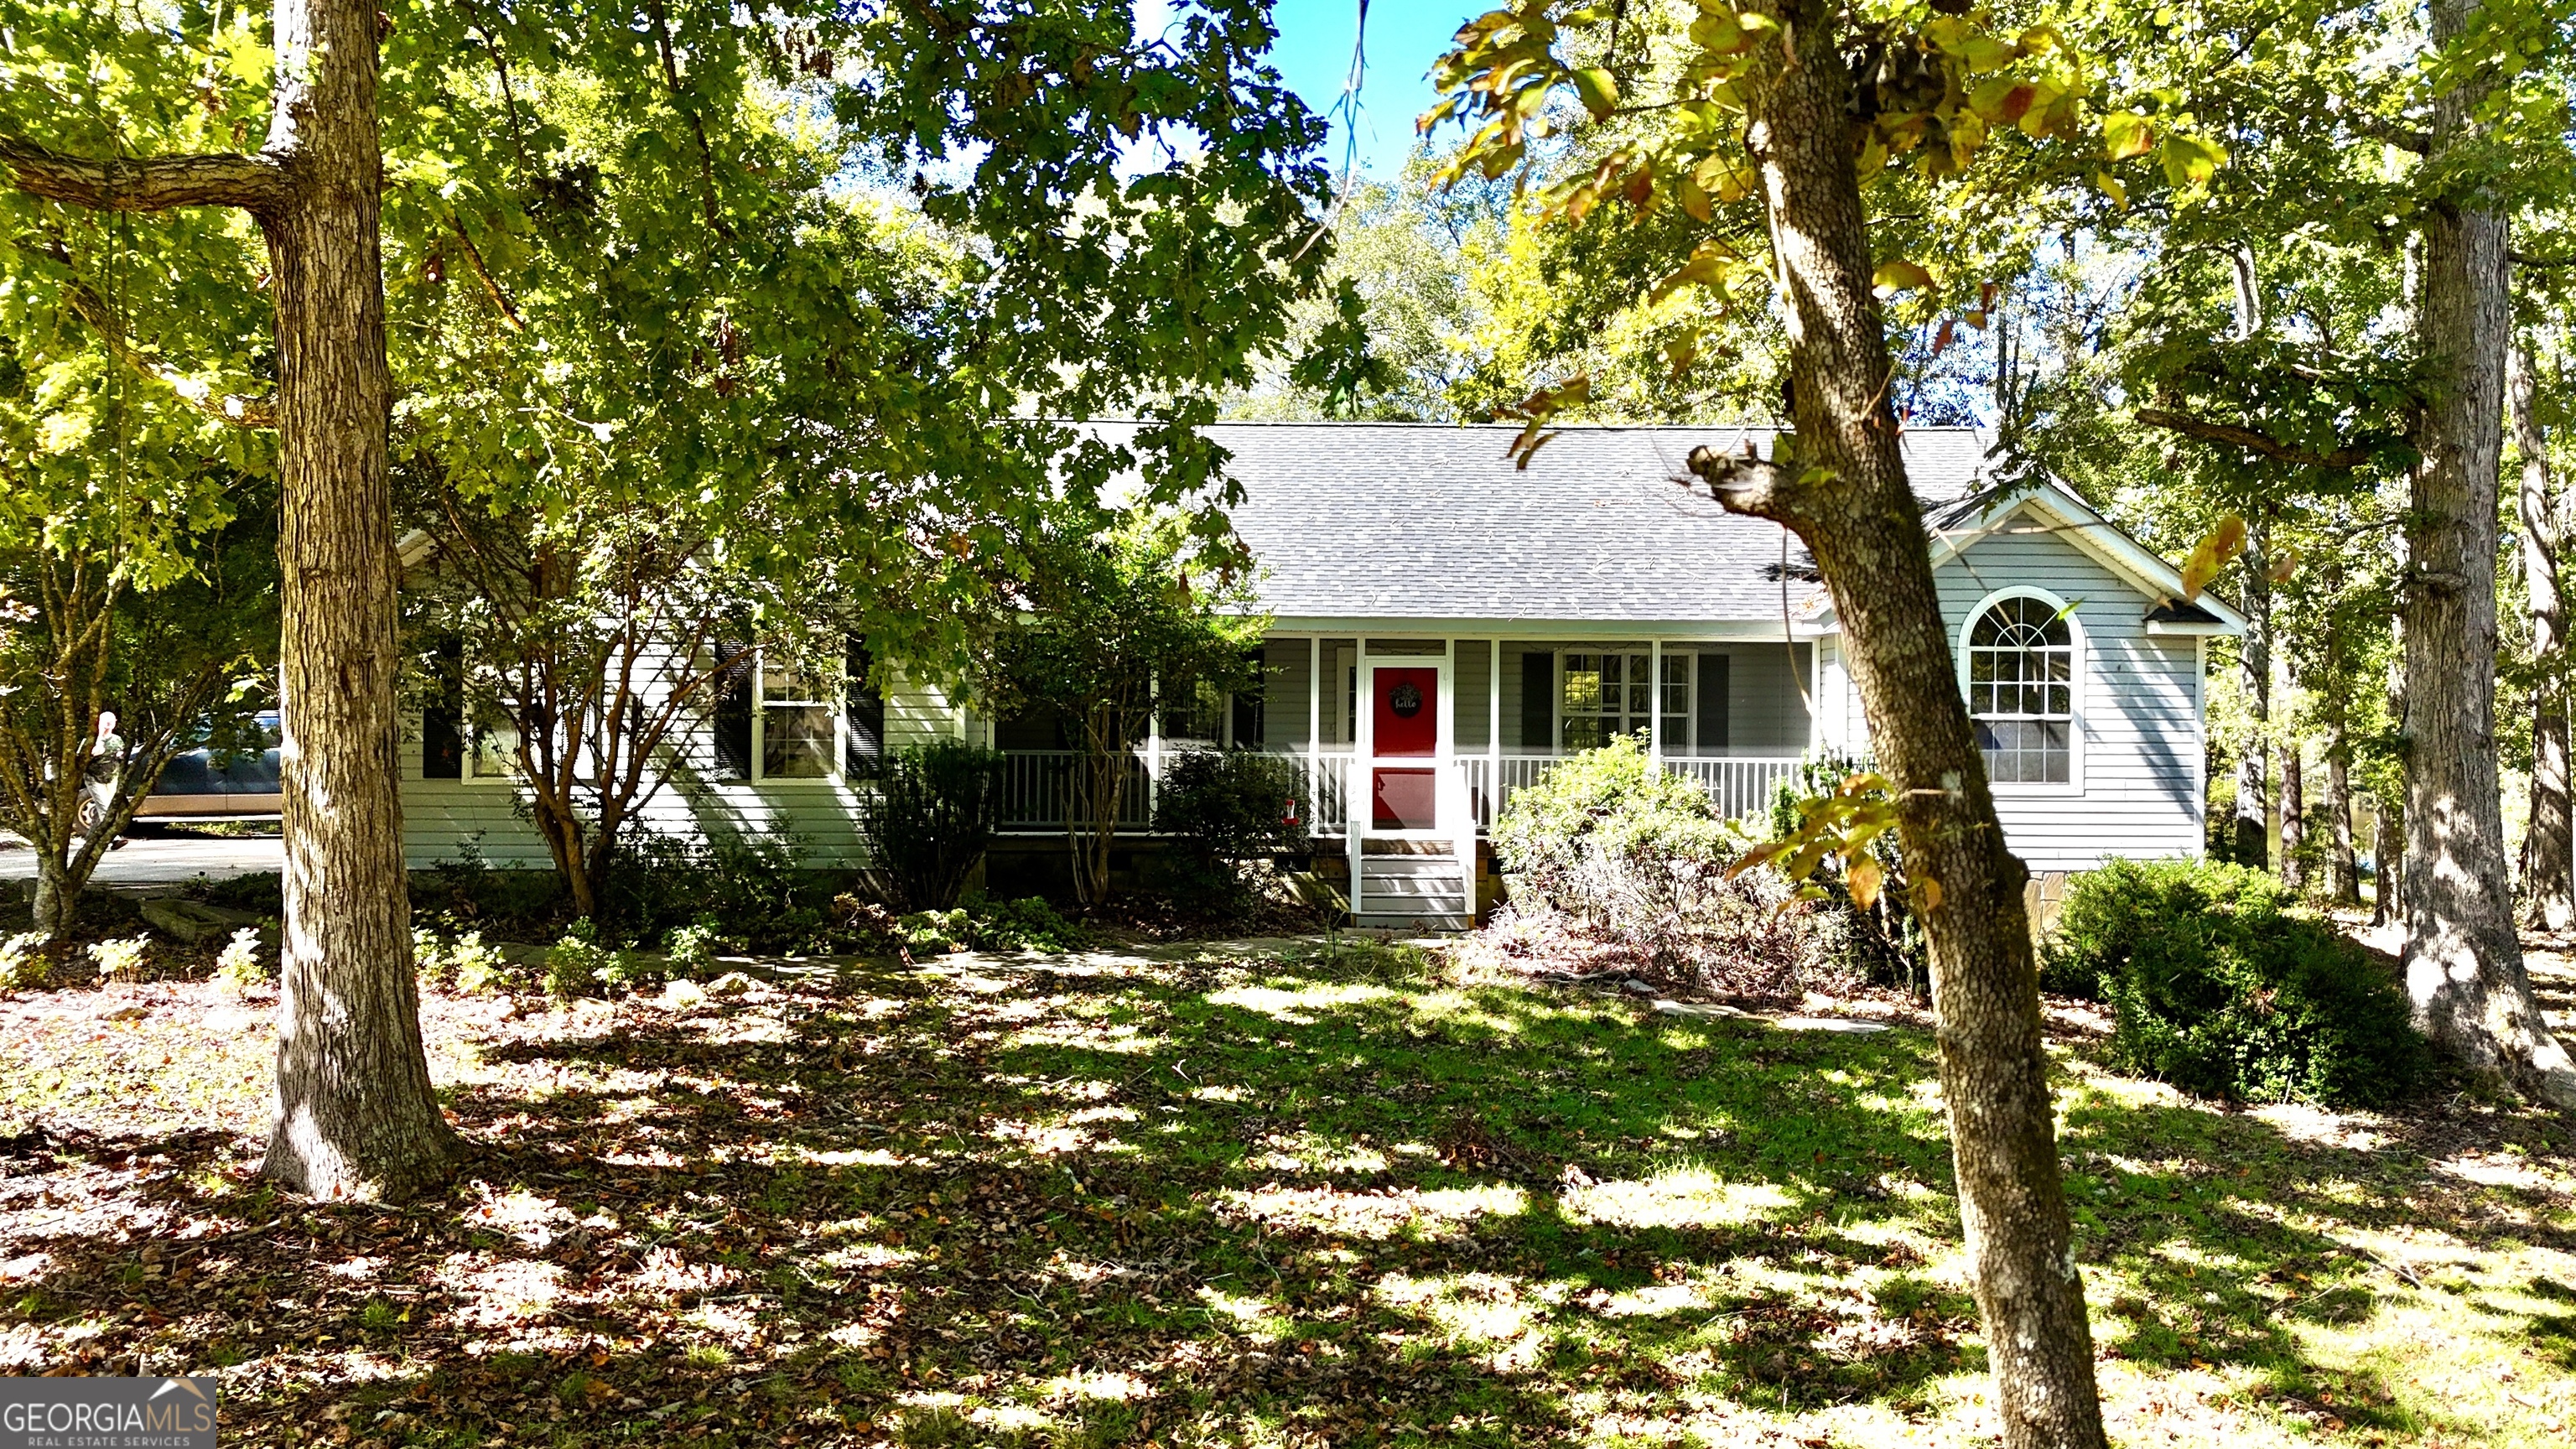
left=400, top=422, right=2244, bottom=928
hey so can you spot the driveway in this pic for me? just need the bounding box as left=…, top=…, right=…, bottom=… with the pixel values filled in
left=0, top=832, right=282, bottom=891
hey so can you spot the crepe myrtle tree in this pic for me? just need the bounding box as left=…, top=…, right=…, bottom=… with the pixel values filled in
left=2, top=0, right=1357, bottom=1198
left=983, top=507, right=1265, bottom=910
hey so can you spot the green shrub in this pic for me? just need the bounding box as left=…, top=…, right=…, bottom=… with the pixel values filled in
left=1489, top=739, right=1815, bottom=995
left=86, top=935, right=149, bottom=984
left=2044, top=857, right=2430, bottom=1107
left=216, top=927, right=269, bottom=992
left=897, top=908, right=971, bottom=953
left=970, top=896, right=1088, bottom=952
left=1155, top=749, right=1311, bottom=861
left=860, top=740, right=1004, bottom=911
left=545, top=921, right=615, bottom=1001
left=606, top=830, right=811, bottom=937
left=664, top=917, right=724, bottom=979
left=1765, top=754, right=1929, bottom=993
left=0, top=932, right=49, bottom=990
left=449, top=932, right=512, bottom=995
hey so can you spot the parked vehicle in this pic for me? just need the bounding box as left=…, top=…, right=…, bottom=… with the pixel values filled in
left=135, top=711, right=283, bottom=821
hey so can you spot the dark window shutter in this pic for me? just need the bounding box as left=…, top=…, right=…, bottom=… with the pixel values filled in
left=422, top=636, right=464, bottom=779
left=845, top=639, right=886, bottom=778
left=1521, top=650, right=1554, bottom=752
left=712, top=640, right=754, bottom=782
left=1697, top=652, right=1730, bottom=753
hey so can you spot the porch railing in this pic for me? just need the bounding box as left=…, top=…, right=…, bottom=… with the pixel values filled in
left=1457, top=753, right=1805, bottom=829
left=998, top=747, right=1804, bottom=834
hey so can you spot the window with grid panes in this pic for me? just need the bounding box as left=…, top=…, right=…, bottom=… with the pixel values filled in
left=1966, top=596, right=2074, bottom=784
left=1560, top=652, right=1690, bottom=751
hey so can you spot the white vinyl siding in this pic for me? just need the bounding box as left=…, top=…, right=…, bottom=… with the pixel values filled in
left=400, top=653, right=960, bottom=870
left=1821, top=505, right=2199, bottom=870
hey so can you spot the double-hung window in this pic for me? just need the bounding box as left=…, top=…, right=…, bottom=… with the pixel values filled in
left=1964, top=594, right=2076, bottom=786
left=1559, top=652, right=1691, bottom=751
left=710, top=641, right=845, bottom=783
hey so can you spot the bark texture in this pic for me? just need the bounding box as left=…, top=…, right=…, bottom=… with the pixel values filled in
left=1692, top=8, right=2106, bottom=1444
left=2403, top=0, right=2576, bottom=1106
left=253, top=0, right=456, bottom=1197
left=2324, top=725, right=2360, bottom=908
left=2511, top=340, right=2573, bottom=929
left=2278, top=652, right=2304, bottom=893
left=2375, top=794, right=2404, bottom=927
left=2233, top=529, right=2272, bottom=868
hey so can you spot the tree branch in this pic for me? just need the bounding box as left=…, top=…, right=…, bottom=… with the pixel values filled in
left=2136, top=408, right=2379, bottom=469
left=2347, top=113, right=2431, bottom=155
left=1685, top=443, right=1790, bottom=519
left=0, top=138, right=288, bottom=213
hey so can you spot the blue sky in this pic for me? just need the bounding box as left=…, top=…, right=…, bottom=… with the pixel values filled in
left=1177, top=2, right=1488, bottom=176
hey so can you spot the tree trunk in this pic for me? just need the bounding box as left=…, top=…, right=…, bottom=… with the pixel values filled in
left=257, top=0, right=459, bottom=1197
left=2233, top=527, right=2272, bottom=869
left=1695, top=8, right=2106, bottom=1444
left=2511, top=340, right=2573, bottom=929
left=2375, top=792, right=2405, bottom=927
left=2403, top=0, right=2576, bottom=1105
left=29, top=863, right=73, bottom=942
left=2278, top=651, right=2304, bottom=894
left=2324, top=724, right=2360, bottom=908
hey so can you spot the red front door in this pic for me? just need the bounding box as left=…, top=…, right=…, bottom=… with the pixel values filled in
left=1369, top=666, right=1439, bottom=830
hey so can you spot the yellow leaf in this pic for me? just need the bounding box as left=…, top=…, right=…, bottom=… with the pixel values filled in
left=1569, top=66, right=1619, bottom=122
left=1969, top=77, right=2039, bottom=124
left=2268, top=545, right=2299, bottom=584
left=1872, top=258, right=1934, bottom=296
left=1677, top=166, right=1713, bottom=222
left=2092, top=169, right=2127, bottom=208
left=2179, top=513, right=2248, bottom=599
left=1848, top=855, right=1885, bottom=911
left=2103, top=110, right=2153, bottom=160
left=1916, top=877, right=1941, bottom=911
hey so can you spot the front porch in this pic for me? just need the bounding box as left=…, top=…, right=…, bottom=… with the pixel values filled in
left=993, top=632, right=1820, bottom=839
left=992, top=746, right=1809, bottom=837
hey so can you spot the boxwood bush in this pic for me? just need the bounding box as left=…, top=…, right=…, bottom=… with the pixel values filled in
left=2044, top=857, right=2428, bottom=1107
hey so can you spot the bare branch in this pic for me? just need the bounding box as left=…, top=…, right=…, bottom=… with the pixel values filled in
left=0, top=138, right=288, bottom=213
left=2135, top=408, right=2380, bottom=469
left=2347, top=113, right=2431, bottom=155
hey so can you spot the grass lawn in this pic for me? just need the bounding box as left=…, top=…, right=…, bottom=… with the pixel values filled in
left=3, top=937, right=2574, bottom=1446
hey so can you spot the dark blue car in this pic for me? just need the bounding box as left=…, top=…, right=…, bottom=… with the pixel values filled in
left=137, top=710, right=283, bottom=821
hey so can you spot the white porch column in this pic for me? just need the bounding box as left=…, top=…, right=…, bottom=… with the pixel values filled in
left=1487, top=639, right=1502, bottom=828
left=1306, top=636, right=1322, bottom=826
left=1145, top=672, right=1161, bottom=820
left=1649, top=638, right=1664, bottom=765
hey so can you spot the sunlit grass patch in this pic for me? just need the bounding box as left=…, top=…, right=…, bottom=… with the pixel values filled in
left=1203, top=979, right=1401, bottom=1024
left=1216, top=1182, right=1529, bottom=1240
left=1561, top=1166, right=1799, bottom=1230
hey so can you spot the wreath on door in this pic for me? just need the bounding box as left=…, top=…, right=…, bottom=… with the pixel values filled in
left=1389, top=682, right=1423, bottom=717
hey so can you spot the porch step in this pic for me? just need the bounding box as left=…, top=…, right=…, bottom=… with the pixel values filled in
left=1354, top=852, right=1470, bottom=932
left=1353, top=913, right=1474, bottom=932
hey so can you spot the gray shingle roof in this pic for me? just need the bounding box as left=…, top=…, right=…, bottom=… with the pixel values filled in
left=1187, top=422, right=1996, bottom=623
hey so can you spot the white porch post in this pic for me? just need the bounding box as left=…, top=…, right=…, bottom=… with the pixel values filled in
left=1487, top=639, right=1502, bottom=828
left=1306, top=636, right=1322, bottom=826
left=1145, top=672, right=1161, bottom=821
left=1649, top=638, right=1664, bottom=766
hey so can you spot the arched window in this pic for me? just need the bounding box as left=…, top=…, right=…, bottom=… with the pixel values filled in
left=1965, top=594, right=2075, bottom=785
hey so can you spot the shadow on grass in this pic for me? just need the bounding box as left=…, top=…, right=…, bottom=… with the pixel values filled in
left=3, top=943, right=2574, bottom=1446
